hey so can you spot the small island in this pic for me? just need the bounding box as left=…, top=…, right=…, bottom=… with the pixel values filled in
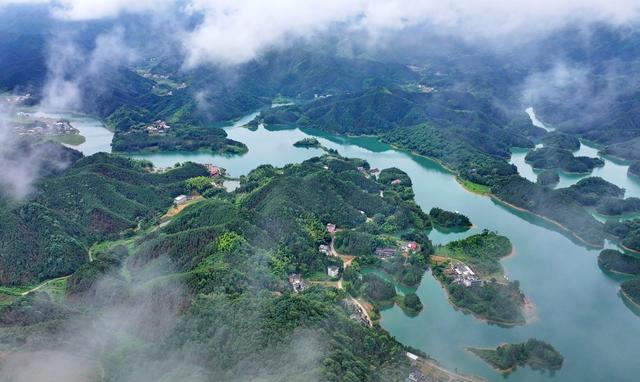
left=525, top=147, right=604, bottom=174
left=431, top=231, right=528, bottom=325
left=536, top=169, right=559, bottom=187
left=621, top=278, right=640, bottom=307
left=429, top=207, right=472, bottom=229
left=293, top=137, right=321, bottom=148
left=109, top=118, right=248, bottom=154
left=396, top=292, right=424, bottom=316
left=598, top=249, right=640, bottom=275
left=468, top=339, right=564, bottom=373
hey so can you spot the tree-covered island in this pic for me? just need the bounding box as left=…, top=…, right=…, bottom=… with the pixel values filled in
left=468, top=339, right=564, bottom=373
left=431, top=231, right=527, bottom=325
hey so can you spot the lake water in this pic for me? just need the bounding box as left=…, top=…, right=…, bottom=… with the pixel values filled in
left=510, top=140, right=640, bottom=199
left=65, top=113, right=640, bottom=382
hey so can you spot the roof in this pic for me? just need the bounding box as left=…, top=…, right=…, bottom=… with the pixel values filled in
left=406, top=352, right=419, bottom=361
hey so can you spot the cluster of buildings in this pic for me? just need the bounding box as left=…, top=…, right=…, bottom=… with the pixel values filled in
left=288, top=273, right=306, bottom=293
left=145, top=120, right=171, bottom=134
left=373, top=242, right=418, bottom=260
left=356, top=166, right=380, bottom=178
left=145, top=120, right=171, bottom=133
left=14, top=119, right=77, bottom=137
left=450, top=262, right=482, bottom=287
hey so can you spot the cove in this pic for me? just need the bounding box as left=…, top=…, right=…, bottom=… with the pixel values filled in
left=62, top=113, right=640, bottom=382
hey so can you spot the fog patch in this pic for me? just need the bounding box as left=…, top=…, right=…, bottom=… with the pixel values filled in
left=41, top=27, right=139, bottom=111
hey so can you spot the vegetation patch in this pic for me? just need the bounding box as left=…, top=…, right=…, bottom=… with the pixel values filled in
left=621, top=278, right=640, bottom=307
left=468, top=339, right=563, bottom=373
left=525, top=147, right=604, bottom=174
left=598, top=249, right=640, bottom=275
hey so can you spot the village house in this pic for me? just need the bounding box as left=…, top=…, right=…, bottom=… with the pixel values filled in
left=205, top=164, right=220, bottom=177
left=375, top=247, right=396, bottom=259
left=319, top=244, right=331, bottom=256
left=288, top=274, right=306, bottom=293
left=174, top=195, right=188, bottom=206
left=327, top=266, right=340, bottom=278
left=402, top=242, right=418, bottom=253
left=391, top=179, right=402, bottom=185
left=326, top=223, right=336, bottom=234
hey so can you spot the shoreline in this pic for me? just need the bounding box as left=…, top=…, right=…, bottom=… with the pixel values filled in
left=435, top=273, right=527, bottom=327
left=501, top=246, right=517, bottom=261
left=386, top=143, right=603, bottom=248
left=621, top=288, right=640, bottom=309
left=489, top=195, right=602, bottom=248
left=621, top=243, right=640, bottom=255
left=465, top=347, right=515, bottom=373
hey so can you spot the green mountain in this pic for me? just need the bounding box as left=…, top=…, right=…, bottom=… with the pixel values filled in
left=0, top=150, right=207, bottom=285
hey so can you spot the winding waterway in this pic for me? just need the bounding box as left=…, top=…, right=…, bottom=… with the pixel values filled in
left=59, top=112, right=640, bottom=382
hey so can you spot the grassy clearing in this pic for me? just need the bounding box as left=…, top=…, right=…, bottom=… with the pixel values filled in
left=457, top=178, right=491, bottom=195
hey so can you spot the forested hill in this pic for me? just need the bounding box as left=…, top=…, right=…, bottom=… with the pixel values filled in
left=0, top=155, right=439, bottom=381
left=0, top=150, right=207, bottom=285
left=96, top=156, right=433, bottom=379
left=259, top=86, right=539, bottom=149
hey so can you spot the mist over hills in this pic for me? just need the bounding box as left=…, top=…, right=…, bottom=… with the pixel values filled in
left=2, top=1, right=640, bottom=381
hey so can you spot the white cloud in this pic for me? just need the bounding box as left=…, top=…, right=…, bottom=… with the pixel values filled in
left=2, top=0, right=640, bottom=66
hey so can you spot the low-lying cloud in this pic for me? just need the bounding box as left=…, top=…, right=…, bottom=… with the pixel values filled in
left=3, top=0, right=640, bottom=67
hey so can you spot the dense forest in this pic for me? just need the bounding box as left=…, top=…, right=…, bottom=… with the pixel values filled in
left=598, top=249, right=640, bottom=275
left=0, top=148, right=207, bottom=285
left=468, top=339, right=563, bottom=372
left=604, top=219, right=640, bottom=252
left=524, top=147, right=604, bottom=174
left=429, top=207, right=472, bottom=229
left=0, top=154, right=444, bottom=381
left=536, top=170, right=560, bottom=187
left=540, top=133, right=581, bottom=151
left=621, top=278, right=640, bottom=307
left=629, top=161, right=640, bottom=178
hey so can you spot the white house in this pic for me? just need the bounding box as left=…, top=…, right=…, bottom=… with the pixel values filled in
left=174, top=195, right=188, bottom=206
left=327, top=266, right=340, bottom=277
